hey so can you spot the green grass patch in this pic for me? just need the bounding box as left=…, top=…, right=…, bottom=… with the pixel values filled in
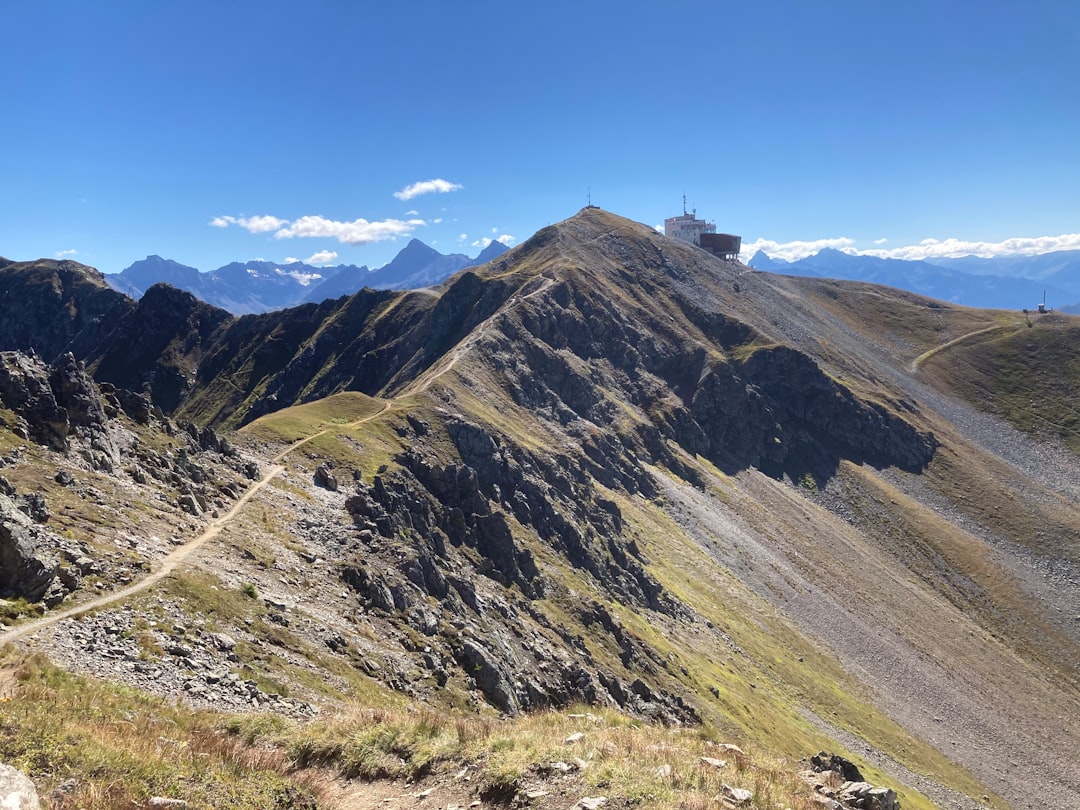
left=161, top=571, right=264, bottom=626
left=922, top=317, right=1080, bottom=453
left=240, top=392, right=386, bottom=444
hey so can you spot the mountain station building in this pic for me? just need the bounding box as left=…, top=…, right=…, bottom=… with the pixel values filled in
left=664, top=203, right=741, bottom=261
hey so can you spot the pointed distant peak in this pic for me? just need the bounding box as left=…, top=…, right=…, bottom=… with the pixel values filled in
left=401, top=238, right=438, bottom=254
left=474, top=240, right=509, bottom=264
left=749, top=250, right=785, bottom=269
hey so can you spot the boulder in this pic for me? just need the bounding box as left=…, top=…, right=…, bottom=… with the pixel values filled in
left=17, top=493, right=49, bottom=524
left=721, top=784, right=753, bottom=805
left=0, top=763, right=41, bottom=809
left=810, top=752, right=864, bottom=783
left=314, top=463, right=339, bottom=491
left=455, top=639, right=518, bottom=714
left=838, top=781, right=899, bottom=810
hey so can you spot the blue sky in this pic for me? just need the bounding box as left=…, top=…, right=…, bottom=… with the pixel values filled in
left=2, top=1, right=1078, bottom=272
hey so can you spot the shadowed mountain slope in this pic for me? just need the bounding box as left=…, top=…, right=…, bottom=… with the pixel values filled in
left=0, top=258, right=134, bottom=361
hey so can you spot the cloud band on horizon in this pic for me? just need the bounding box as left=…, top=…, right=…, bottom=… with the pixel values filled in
left=210, top=214, right=427, bottom=245
left=742, top=232, right=1080, bottom=263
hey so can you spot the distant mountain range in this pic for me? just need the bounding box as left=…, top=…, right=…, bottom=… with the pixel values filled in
left=749, top=247, right=1080, bottom=311
left=105, top=239, right=508, bottom=314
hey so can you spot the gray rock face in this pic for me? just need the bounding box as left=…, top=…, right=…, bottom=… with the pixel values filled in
left=49, top=353, right=119, bottom=470
left=0, top=763, right=41, bottom=810
left=0, top=493, right=60, bottom=602
left=48, top=352, right=108, bottom=431
left=455, top=639, right=519, bottom=714
left=0, top=351, right=120, bottom=469
left=0, top=351, right=70, bottom=450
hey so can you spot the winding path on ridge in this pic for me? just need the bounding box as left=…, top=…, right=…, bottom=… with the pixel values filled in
left=398, top=274, right=554, bottom=396
left=910, top=323, right=1018, bottom=372
left=0, top=405, right=393, bottom=648
left=1, top=274, right=553, bottom=648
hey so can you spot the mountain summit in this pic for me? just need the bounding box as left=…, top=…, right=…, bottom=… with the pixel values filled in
left=1, top=207, right=1079, bottom=807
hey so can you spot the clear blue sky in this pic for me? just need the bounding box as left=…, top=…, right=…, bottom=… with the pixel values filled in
left=2, top=0, right=1078, bottom=271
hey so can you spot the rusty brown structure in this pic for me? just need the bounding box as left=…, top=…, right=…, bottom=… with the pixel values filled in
left=698, top=232, right=742, bottom=261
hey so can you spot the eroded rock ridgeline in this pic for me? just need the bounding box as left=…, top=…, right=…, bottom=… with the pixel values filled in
left=495, top=275, right=937, bottom=486
left=327, top=413, right=697, bottom=722
left=0, top=350, right=259, bottom=608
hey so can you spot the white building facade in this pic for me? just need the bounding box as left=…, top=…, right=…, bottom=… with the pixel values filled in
left=664, top=211, right=716, bottom=246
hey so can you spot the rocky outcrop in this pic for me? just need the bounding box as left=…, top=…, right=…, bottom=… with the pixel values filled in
left=0, top=351, right=70, bottom=450
left=335, top=414, right=700, bottom=722
left=802, top=753, right=900, bottom=810
left=48, top=352, right=119, bottom=470
left=0, top=493, right=71, bottom=605
left=0, top=351, right=120, bottom=469
left=0, top=350, right=257, bottom=606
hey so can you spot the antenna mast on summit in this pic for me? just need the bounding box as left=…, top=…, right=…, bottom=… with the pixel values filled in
left=682, top=193, right=688, bottom=216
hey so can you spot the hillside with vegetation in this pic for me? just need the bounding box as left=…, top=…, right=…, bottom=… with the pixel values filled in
left=1, top=208, right=1079, bottom=809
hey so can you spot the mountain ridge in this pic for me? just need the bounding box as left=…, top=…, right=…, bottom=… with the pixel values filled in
left=749, top=246, right=1080, bottom=310
left=103, top=238, right=509, bottom=315
left=2, top=207, right=1079, bottom=807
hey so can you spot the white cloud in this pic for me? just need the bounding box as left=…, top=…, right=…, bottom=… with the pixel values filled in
left=433, top=218, right=443, bottom=224
left=305, top=249, right=339, bottom=265
left=210, top=214, right=289, bottom=233
left=393, top=178, right=462, bottom=201
left=274, top=216, right=425, bottom=245
left=739, top=236, right=856, bottom=263
left=55, top=249, right=78, bottom=257
left=859, top=232, right=1080, bottom=261
left=471, top=234, right=516, bottom=249
left=404, top=209, right=420, bottom=216
left=284, top=250, right=339, bottom=266
left=743, top=231, right=1080, bottom=264
left=458, top=233, right=468, bottom=241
